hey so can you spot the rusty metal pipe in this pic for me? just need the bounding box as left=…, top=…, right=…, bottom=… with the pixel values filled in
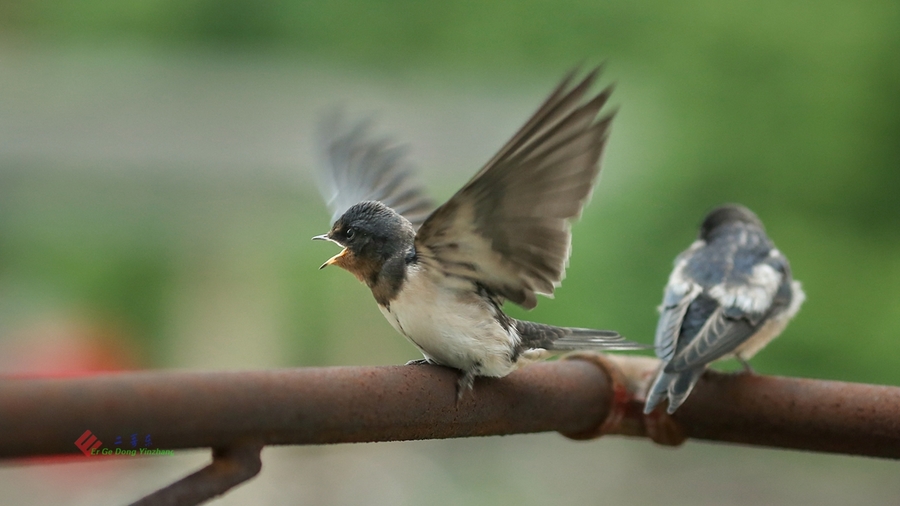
left=0, top=360, right=612, bottom=458
left=673, top=371, right=900, bottom=458
left=1, top=356, right=899, bottom=462
left=584, top=354, right=900, bottom=459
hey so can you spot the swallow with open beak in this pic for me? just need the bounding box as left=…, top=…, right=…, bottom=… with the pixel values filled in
left=644, top=204, right=806, bottom=414
left=313, top=69, right=645, bottom=399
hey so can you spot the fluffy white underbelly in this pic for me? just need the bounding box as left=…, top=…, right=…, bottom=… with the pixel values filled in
left=733, top=280, right=805, bottom=360
left=377, top=266, right=519, bottom=377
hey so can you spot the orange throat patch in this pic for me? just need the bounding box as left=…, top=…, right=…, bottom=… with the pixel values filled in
left=323, top=248, right=381, bottom=285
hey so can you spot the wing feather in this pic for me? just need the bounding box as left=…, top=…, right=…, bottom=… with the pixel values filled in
left=415, top=69, right=614, bottom=309
left=654, top=283, right=702, bottom=362
left=316, top=113, right=433, bottom=228
left=665, top=305, right=758, bottom=372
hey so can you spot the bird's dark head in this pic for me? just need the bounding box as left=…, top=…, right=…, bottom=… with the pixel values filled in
left=313, top=201, right=415, bottom=283
left=699, top=204, right=765, bottom=240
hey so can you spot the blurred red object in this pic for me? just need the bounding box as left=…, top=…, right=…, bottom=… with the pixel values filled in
left=0, top=319, right=140, bottom=379
left=2, top=319, right=142, bottom=465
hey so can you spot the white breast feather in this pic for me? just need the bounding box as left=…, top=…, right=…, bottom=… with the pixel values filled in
left=377, top=264, right=520, bottom=378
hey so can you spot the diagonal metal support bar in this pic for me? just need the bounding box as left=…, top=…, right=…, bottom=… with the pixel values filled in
left=130, top=440, right=263, bottom=506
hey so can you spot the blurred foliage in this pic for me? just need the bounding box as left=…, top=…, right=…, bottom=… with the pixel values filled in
left=0, top=1, right=897, bottom=385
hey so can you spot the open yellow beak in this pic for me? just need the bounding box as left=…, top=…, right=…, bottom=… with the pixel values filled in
left=319, top=248, right=349, bottom=270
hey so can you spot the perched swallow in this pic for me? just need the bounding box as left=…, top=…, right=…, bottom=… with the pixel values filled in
left=314, top=69, right=644, bottom=398
left=644, top=204, right=805, bottom=414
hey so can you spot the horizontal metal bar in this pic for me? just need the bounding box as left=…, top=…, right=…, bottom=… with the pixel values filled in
left=673, top=368, right=900, bottom=458
left=585, top=354, right=900, bottom=459
left=0, top=360, right=612, bottom=458
left=1, top=355, right=899, bottom=461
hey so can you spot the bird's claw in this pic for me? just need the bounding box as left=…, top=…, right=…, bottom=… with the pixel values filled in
left=736, top=356, right=756, bottom=374
left=455, top=370, right=476, bottom=404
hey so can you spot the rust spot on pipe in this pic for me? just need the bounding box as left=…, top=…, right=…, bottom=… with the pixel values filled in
left=561, top=353, right=688, bottom=446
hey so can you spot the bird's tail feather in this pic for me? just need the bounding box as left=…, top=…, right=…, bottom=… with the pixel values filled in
left=643, top=367, right=704, bottom=414
left=514, top=320, right=648, bottom=352
left=550, top=327, right=648, bottom=351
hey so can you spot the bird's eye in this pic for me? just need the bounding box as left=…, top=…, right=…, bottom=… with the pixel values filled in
left=345, top=227, right=355, bottom=239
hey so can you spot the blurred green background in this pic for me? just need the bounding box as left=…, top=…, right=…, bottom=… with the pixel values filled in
left=0, top=1, right=898, bottom=505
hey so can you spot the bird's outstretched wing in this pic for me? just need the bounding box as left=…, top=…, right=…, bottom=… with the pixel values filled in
left=415, top=68, right=615, bottom=309
left=316, top=113, right=434, bottom=229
